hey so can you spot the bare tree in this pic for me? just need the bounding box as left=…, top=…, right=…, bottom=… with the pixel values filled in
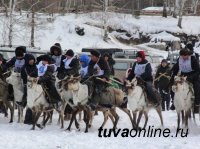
left=177, top=0, right=186, bottom=28
left=1, top=0, right=9, bottom=17
left=192, top=0, right=199, bottom=14
left=163, top=0, right=167, bottom=17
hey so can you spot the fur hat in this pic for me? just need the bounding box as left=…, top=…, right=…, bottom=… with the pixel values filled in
left=15, top=46, right=26, bottom=57
left=41, top=54, right=52, bottom=63
left=65, top=49, right=74, bottom=57
left=50, top=43, right=62, bottom=55
left=90, top=50, right=100, bottom=57
left=136, top=51, right=145, bottom=60
left=161, top=59, right=168, bottom=63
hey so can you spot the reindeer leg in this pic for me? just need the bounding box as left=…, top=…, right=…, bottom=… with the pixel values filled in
left=143, top=111, right=148, bottom=129
left=42, top=112, right=51, bottom=127
left=177, top=112, right=181, bottom=130
left=156, top=105, right=164, bottom=127
left=89, top=111, right=95, bottom=128
left=121, top=108, right=136, bottom=129
left=5, top=101, right=14, bottom=123
left=108, top=111, right=115, bottom=126
left=137, top=111, right=143, bottom=128
left=185, top=110, right=189, bottom=129
left=66, top=108, right=79, bottom=131
left=78, top=111, right=82, bottom=121
left=74, top=108, right=81, bottom=130
left=60, top=110, right=65, bottom=129
left=110, top=108, right=119, bottom=130
left=84, top=107, right=91, bottom=133
left=132, top=111, right=137, bottom=128
left=100, top=109, right=109, bottom=129
left=17, top=106, right=20, bottom=123
left=49, top=111, right=53, bottom=124
left=181, top=110, right=185, bottom=126
left=31, top=111, right=37, bottom=130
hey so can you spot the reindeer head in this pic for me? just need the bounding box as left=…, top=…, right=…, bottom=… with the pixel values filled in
left=174, top=75, right=187, bottom=85
left=6, top=71, right=21, bottom=86
left=172, top=75, right=187, bottom=92
left=125, top=77, right=138, bottom=95
left=27, top=76, right=38, bottom=89
left=61, top=75, right=81, bottom=91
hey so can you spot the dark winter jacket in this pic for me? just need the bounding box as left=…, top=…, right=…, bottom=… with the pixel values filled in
left=170, top=56, right=200, bottom=84
left=38, top=64, right=56, bottom=84
left=87, top=57, right=111, bottom=80
left=127, top=59, right=153, bottom=82
left=4, top=54, right=33, bottom=72
left=50, top=44, right=65, bottom=69
left=38, top=64, right=61, bottom=103
left=0, top=64, right=5, bottom=81
left=21, top=55, right=38, bottom=85
left=154, top=65, right=171, bottom=89
left=107, top=58, right=115, bottom=76
left=171, top=56, right=199, bottom=77
left=0, top=55, right=6, bottom=81
left=57, top=57, right=80, bottom=79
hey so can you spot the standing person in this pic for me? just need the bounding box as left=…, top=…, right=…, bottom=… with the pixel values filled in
left=57, top=49, right=80, bottom=80
left=127, top=51, right=160, bottom=107
left=170, top=48, right=200, bottom=113
left=103, top=52, right=115, bottom=76
left=37, top=55, right=62, bottom=109
left=50, top=43, right=65, bottom=72
left=154, top=59, right=171, bottom=111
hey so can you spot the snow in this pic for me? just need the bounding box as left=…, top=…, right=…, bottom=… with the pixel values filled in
left=150, top=31, right=180, bottom=42
left=0, top=12, right=200, bottom=54
left=142, top=7, right=171, bottom=12
left=1, top=109, right=200, bottom=149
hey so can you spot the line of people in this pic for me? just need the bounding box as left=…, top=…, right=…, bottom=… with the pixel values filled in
left=0, top=43, right=116, bottom=120
left=0, top=42, right=199, bottom=123
left=127, top=42, right=200, bottom=113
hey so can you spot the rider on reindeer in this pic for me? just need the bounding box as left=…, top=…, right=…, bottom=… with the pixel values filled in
left=170, top=48, right=200, bottom=113
left=127, top=50, right=160, bottom=107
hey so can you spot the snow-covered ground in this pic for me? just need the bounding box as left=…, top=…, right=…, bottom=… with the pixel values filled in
left=1, top=109, right=200, bottom=149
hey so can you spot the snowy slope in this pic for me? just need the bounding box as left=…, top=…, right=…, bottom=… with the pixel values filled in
left=0, top=109, right=200, bottom=149
left=0, top=13, right=200, bottom=53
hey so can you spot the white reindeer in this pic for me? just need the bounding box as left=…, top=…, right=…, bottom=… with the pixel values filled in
left=27, top=77, right=67, bottom=130
left=172, top=75, right=193, bottom=129
left=126, top=77, right=163, bottom=129
left=61, top=76, right=91, bottom=132
left=6, top=71, right=24, bottom=123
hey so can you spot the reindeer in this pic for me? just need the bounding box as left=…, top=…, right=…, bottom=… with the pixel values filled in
left=172, top=75, right=193, bottom=129
left=6, top=71, right=24, bottom=123
left=62, top=75, right=133, bottom=132
left=27, top=76, right=71, bottom=130
left=0, top=79, right=14, bottom=123
left=60, top=75, right=92, bottom=132
left=126, top=77, right=164, bottom=129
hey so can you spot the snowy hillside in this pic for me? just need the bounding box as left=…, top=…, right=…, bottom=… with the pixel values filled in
left=0, top=109, right=200, bottom=149
left=0, top=12, right=200, bottom=53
